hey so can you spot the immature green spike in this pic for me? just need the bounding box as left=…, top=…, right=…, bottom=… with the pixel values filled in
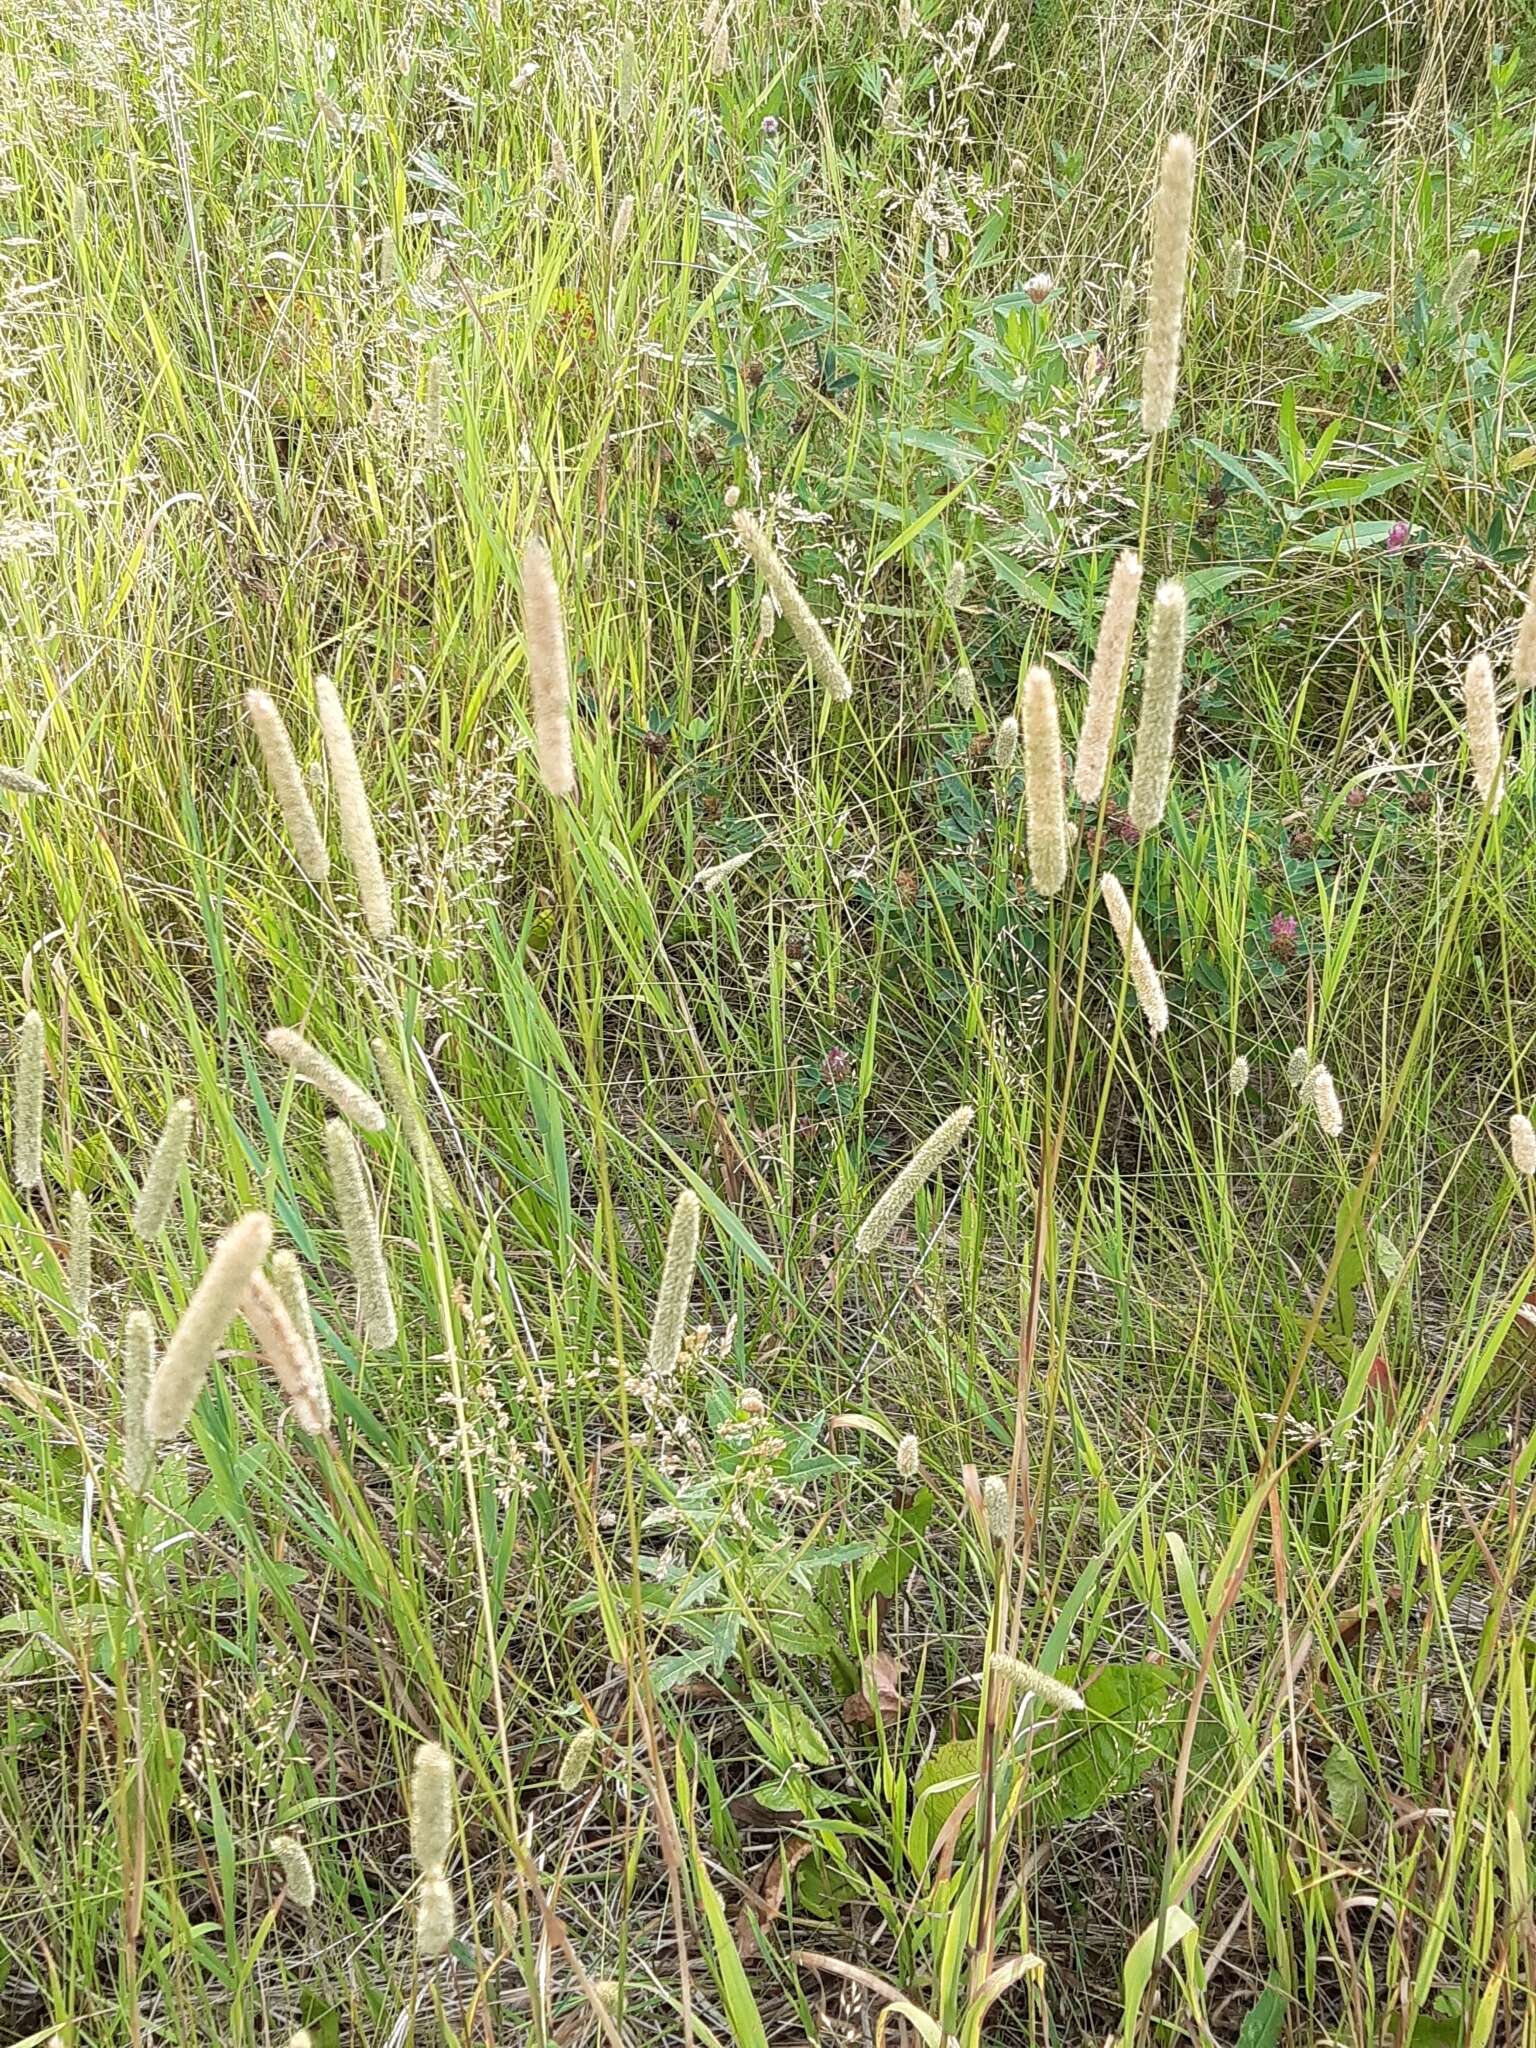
left=323, top=1119, right=396, bottom=1348
left=647, top=1188, right=701, bottom=1378
left=132, top=1098, right=194, bottom=1240
left=853, top=1108, right=975, bottom=1256
left=12, top=1008, right=43, bottom=1190
left=68, top=1189, right=92, bottom=1319
left=121, top=1310, right=155, bottom=1494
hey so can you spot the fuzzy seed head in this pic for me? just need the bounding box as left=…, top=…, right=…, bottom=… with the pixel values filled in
left=944, top=558, right=967, bottom=607
left=12, top=1007, right=43, bottom=1189
left=323, top=1119, right=396, bottom=1349
left=993, top=714, right=1019, bottom=781
left=610, top=191, right=635, bottom=255
left=1462, top=652, right=1503, bottom=812
left=416, top=1873, right=455, bottom=1958
left=269, top=1834, right=316, bottom=1912
left=271, top=1248, right=323, bottom=1377
left=0, top=764, right=48, bottom=795
left=243, top=1268, right=330, bottom=1436
left=648, top=1188, right=702, bottom=1379
left=1512, top=560, right=1536, bottom=695
left=132, top=1097, right=194, bottom=1239
left=370, top=1035, right=458, bottom=1207
left=1286, top=1046, right=1311, bottom=1092
left=314, top=675, right=393, bottom=940
left=1098, top=875, right=1168, bottom=1036
left=1075, top=552, right=1143, bottom=802
left=1022, top=665, right=1069, bottom=895
left=244, top=691, right=330, bottom=885
left=144, top=1214, right=274, bottom=1440
left=549, top=129, right=570, bottom=187
left=756, top=588, right=776, bottom=643
left=1141, top=132, right=1196, bottom=434
left=121, top=1309, right=155, bottom=1494
left=895, top=1432, right=920, bottom=1480
left=988, top=1653, right=1085, bottom=1714
left=1228, top=1055, right=1250, bottom=1097
left=266, top=1027, right=386, bottom=1133
left=521, top=536, right=577, bottom=799
left=952, top=665, right=977, bottom=713
left=854, top=1106, right=975, bottom=1256
left=733, top=511, right=853, bottom=701
left=68, top=1189, right=92, bottom=1320
left=982, top=1473, right=1013, bottom=1544
left=1128, top=580, right=1187, bottom=832
left=1510, top=1112, right=1536, bottom=1177
left=558, top=1724, right=598, bottom=1792
left=1310, top=1065, right=1343, bottom=1139
left=411, top=1741, right=455, bottom=1875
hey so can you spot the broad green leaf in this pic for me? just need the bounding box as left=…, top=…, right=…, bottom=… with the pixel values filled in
left=1235, top=1982, right=1288, bottom=2048
left=1122, top=1902, right=1198, bottom=2038
left=1325, top=1742, right=1370, bottom=1837
left=1284, top=289, right=1384, bottom=332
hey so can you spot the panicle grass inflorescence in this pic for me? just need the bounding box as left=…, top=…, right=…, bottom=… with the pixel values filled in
left=1140, top=132, right=1196, bottom=434
left=521, top=536, right=577, bottom=799
left=1099, top=875, right=1168, bottom=1036
left=647, top=1188, right=701, bottom=1379
left=12, top=1007, right=43, bottom=1190
left=988, top=1653, right=1085, bottom=1714
left=1462, top=651, right=1504, bottom=812
left=315, top=675, right=393, bottom=940
left=243, top=1268, right=330, bottom=1436
left=1022, top=664, right=1068, bottom=895
left=323, top=1119, right=396, bottom=1349
left=121, top=1309, right=155, bottom=1494
left=1128, top=580, right=1187, bottom=831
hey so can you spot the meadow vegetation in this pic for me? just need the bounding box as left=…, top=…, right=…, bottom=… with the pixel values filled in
left=2, top=1, right=1536, bottom=2043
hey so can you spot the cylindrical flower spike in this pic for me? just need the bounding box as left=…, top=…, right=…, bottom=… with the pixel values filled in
left=521, top=536, right=577, bottom=799
left=132, top=1097, right=194, bottom=1239
left=558, top=1725, right=598, bottom=1791
left=988, top=1652, right=1085, bottom=1714
left=733, top=511, right=853, bottom=701
left=853, top=1106, right=975, bottom=1255
left=144, top=1214, right=274, bottom=1439
left=982, top=1473, right=1013, bottom=1546
left=271, top=1247, right=323, bottom=1378
left=1075, top=551, right=1143, bottom=803
left=993, top=714, right=1018, bottom=782
left=416, top=1874, right=455, bottom=1957
left=1286, top=1046, right=1311, bottom=1092
left=1099, top=875, right=1169, bottom=1036
left=1510, top=1112, right=1536, bottom=1177
left=269, top=1834, right=316, bottom=1912
left=895, top=1432, right=920, bottom=1480
left=12, top=1007, right=43, bottom=1190
left=1462, top=651, right=1503, bottom=813
left=1128, top=580, right=1187, bottom=832
left=1512, top=561, right=1536, bottom=694
left=1228, top=1055, right=1250, bottom=1097
left=245, top=690, right=331, bottom=885
left=265, top=1027, right=386, bottom=1133
left=370, top=1035, right=459, bottom=1208
left=243, top=1268, right=330, bottom=1436
left=121, top=1309, right=155, bottom=1494
left=1310, top=1065, right=1344, bottom=1138
left=647, top=1188, right=701, bottom=1379
left=411, top=1741, right=456, bottom=1875
left=1140, top=133, right=1196, bottom=434
left=315, top=675, right=393, bottom=940
left=68, top=1189, right=92, bottom=1319
left=323, top=1119, right=396, bottom=1349
left=1022, top=665, right=1069, bottom=895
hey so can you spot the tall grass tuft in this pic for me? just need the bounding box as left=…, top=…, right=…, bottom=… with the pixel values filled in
left=1099, top=876, right=1168, bottom=1036
left=1140, top=133, right=1196, bottom=434
left=144, top=1214, right=274, bottom=1440
left=1022, top=664, right=1068, bottom=895
left=265, top=1027, right=386, bottom=1132
left=647, top=1187, right=702, bottom=1379
left=132, top=1097, right=195, bottom=1239
left=244, top=690, right=331, bottom=884
left=323, top=1119, right=397, bottom=1348
left=121, top=1309, right=155, bottom=1494
left=314, top=675, right=394, bottom=940
left=732, top=510, right=853, bottom=701
left=12, top=1007, right=43, bottom=1189
left=243, top=1269, right=330, bottom=1436
left=1128, top=580, right=1187, bottom=832
left=520, top=535, right=577, bottom=799
left=1075, top=551, right=1143, bottom=803
left=853, top=1107, right=975, bottom=1255
left=1462, top=651, right=1504, bottom=812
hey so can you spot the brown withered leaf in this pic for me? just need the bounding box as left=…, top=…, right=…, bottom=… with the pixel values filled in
left=733, top=1837, right=814, bottom=1958
left=842, top=1649, right=903, bottom=1727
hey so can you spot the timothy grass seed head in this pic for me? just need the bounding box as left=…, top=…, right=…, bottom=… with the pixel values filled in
left=144, top=1213, right=274, bottom=1440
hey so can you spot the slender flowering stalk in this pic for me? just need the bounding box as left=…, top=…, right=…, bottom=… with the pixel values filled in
left=733, top=510, right=853, bottom=701
left=411, top=1741, right=456, bottom=1875
left=314, top=675, right=393, bottom=940
left=648, top=1188, right=701, bottom=1378
left=416, top=1874, right=455, bottom=1957
left=1512, top=560, right=1536, bottom=694
left=1311, top=1065, right=1343, bottom=1138
left=121, top=1309, right=155, bottom=1494
left=0, top=765, right=48, bottom=795
left=68, top=1189, right=92, bottom=1319
left=558, top=1725, right=598, bottom=1792
left=853, top=1106, right=975, bottom=1255
left=269, top=1835, right=316, bottom=1912
left=271, top=1248, right=323, bottom=1378
left=1022, top=665, right=1068, bottom=895
left=266, top=1027, right=386, bottom=1132
left=1075, top=551, right=1143, bottom=802
left=243, top=1269, right=330, bottom=1435
left=12, top=1007, right=43, bottom=1189
left=1510, top=1112, right=1536, bottom=1177
left=521, top=536, right=577, bottom=798
left=1140, top=132, right=1196, bottom=434
left=323, top=1119, right=396, bottom=1348
left=1228, top=1055, right=1250, bottom=1097
left=144, top=1214, right=274, bottom=1439
left=1128, top=580, right=1187, bottom=831
left=370, top=1035, right=458, bottom=1207
left=988, top=1652, right=1085, bottom=1714
left=132, top=1097, right=194, bottom=1238
left=1099, top=875, right=1168, bottom=1036
left=1462, top=652, right=1503, bottom=812
left=244, top=690, right=331, bottom=884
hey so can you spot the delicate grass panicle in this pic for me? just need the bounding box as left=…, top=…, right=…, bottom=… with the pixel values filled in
left=853, top=1106, right=975, bottom=1256
left=732, top=510, right=853, bottom=701
left=132, top=1097, right=194, bottom=1238
left=988, top=1653, right=1086, bottom=1714
left=314, top=675, right=393, bottom=940
left=244, top=690, right=330, bottom=884
left=895, top=1432, right=920, bottom=1480
left=982, top=1473, right=1013, bottom=1544
left=558, top=1725, right=598, bottom=1792
left=323, top=1119, right=397, bottom=1348
left=269, top=1835, right=316, bottom=1911
left=993, top=714, right=1019, bottom=783
left=647, top=1187, right=701, bottom=1378
left=243, top=1269, right=330, bottom=1436
left=271, top=1249, right=323, bottom=1375
left=1508, top=1112, right=1536, bottom=1176
left=265, top=1027, right=386, bottom=1132
left=1462, top=652, right=1504, bottom=811
left=121, top=1309, right=155, bottom=1494
left=1228, top=1055, right=1250, bottom=1097
left=144, top=1214, right=274, bottom=1440
left=1099, top=875, right=1168, bottom=1036
left=68, top=1189, right=91, bottom=1319
left=520, top=536, right=577, bottom=799
left=1075, top=551, right=1143, bottom=803
left=12, top=1007, right=43, bottom=1189
left=370, top=1035, right=458, bottom=1205
left=1311, top=1066, right=1344, bottom=1138
left=1128, top=580, right=1187, bottom=831
left=1512, top=561, right=1536, bottom=692
left=1022, top=665, right=1068, bottom=895
left=411, top=1741, right=455, bottom=1875
left=1140, top=132, right=1196, bottom=434
left=0, top=765, right=48, bottom=795
left=416, top=1874, right=455, bottom=1958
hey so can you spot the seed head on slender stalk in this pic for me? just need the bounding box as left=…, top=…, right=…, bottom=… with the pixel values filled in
left=1286, top=1046, right=1311, bottom=1092
left=853, top=1106, right=975, bottom=1256
left=243, top=1268, right=330, bottom=1436
left=0, top=765, right=48, bottom=795
left=1128, top=580, right=1187, bottom=831
left=982, top=1473, right=1013, bottom=1546
left=269, top=1835, right=316, bottom=1912
left=558, top=1725, right=598, bottom=1791
left=1099, top=875, right=1168, bottom=1036
left=12, top=1007, right=43, bottom=1189
left=68, top=1189, right=92, bottom=1319
left=265, top=1027, right=386, bottom=1132
left=121, top=1309, right=155, bottom=1494
left=416, top=1874, right=455, bottom=1957
left=610, top=192, right=635, bottom=255
left=1310, top=1066, right=1343, bottom=1139
left=271, top=1248, right=323, bottom=1378
left=314, top=675, right=393, bottom=940
left=1228, top=1056, right=1250, bottom=1097
left=993, top=715, right=1018, bottom=781
left=132, top=1097, right=194, bottom=1239
left=144, top=1214, right=274, bottom=1439
left=521, top=536, right=577, bottom=799
left=323, top=1119, right=396, bottom=1348
left=1510, top=1112, right=1536, bottom=1177
left=1512, top=560, right=1536, bottom=694
left=411, top=1741, right=455, bottom=1875
left=244, top=690, right=330, bottom=884
left=648, top=1188, right=701, bottom=1379
left=988, top=1653, right=1085, bottom=1714
left=1462, top=651, right=1503, bottom=813
left=1075, top=551, right=1143, bottom=803
left=1141, top=132, right=1196, bottom=434
left=1022, top=665, right=1068, bottom=895
left=733, top=510, right=853, bottom=701
left=895, top=1433, right=920, bottom=1480
left=370, top=1035, right=458, bottom=1207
